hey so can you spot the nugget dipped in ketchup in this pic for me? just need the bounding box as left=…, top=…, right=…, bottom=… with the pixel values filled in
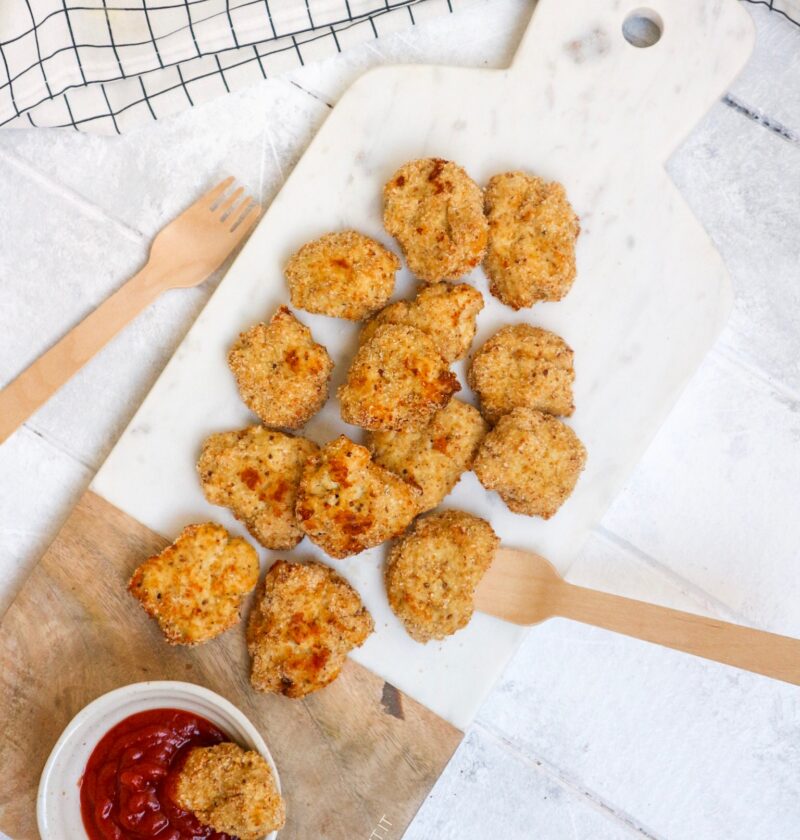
left=80, top=708, right=285, bottom=840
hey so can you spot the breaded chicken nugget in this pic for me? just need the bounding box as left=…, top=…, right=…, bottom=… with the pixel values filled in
left=295, top=436, right=421, bottom=559
left=247, top=559, right=373, bottom=697
left=468, top=324, right=575, bottom=423
left=473, top=408, right=586, bottom=518
left=198, top=426, right=318, bottom=550
left=128, top=523, right=258, bottom=645
left=383, top=158, right=488, bottom=283
left=285, top=230, right=400, bottom=320
left=339, top=324, right=460, bottom=432
left=360, top=282, right=484, bottom=363
left=386, top=510, right=498, bottom=643
left=484, top=172, right=580, bottom=309
left=367, top=399, right=488, bottom=512
left=174, top=742, right=285, bottom=840
left=228, top=305, right=333, bottom=429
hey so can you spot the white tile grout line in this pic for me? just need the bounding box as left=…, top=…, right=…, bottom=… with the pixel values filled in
left=16, top=422, right=95, bottom=472
left=588, top=525, right=757, bottom=628
left=713, top=339, right=800, bottom=407
left=0, top=146, right=146, bottom=245
left=473, top=721, right=664, bottom=840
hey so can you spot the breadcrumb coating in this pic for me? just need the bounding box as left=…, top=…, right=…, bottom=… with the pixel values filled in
left=339, top=323, right=460, bottom=432
left=473, top=408, right=586, bottom=519
left=247, top=559, right=373, bottom=698
left=484, top=172, right=580, bottom=309
left=386, top=510, right=498, bottom=643
left=295, top=435, right=421, bottom=559
left=128, top=523, right=258, bottom=645
left=383, top=158, right=488, bottom=283
left=360, top=282, right=484, bottom=362
left=228, top=305, right=333, bottom=429
left=198, top=426, right=318, bottom=550
left=468, top=323, right=575, bottom=423
left=174, top=742, right=285, bottom=840
left=367, top=399, right=488, bottom=512
left=285, top=230, right=400, bottom=320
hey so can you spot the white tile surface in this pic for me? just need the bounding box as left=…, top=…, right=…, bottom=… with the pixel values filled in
left=601, top=349, right=800, bottom=636
left=0, top=78, right=325, bottom=236
left=0, top=427, right=91, bottom=616
left=668, top=100, right=800, bottom=393
left=404, top=728, right=637, bottom=840
left=2, top=2, right=800, bottom=838
left=478, top=537, right=800, bottom=840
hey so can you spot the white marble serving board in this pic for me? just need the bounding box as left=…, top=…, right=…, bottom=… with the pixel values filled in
left=93, top=0, right=754, bottom=730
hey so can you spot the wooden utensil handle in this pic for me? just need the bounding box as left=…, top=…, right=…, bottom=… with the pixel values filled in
left=0, top=266, right=162, bottom=444
left=557, top=583, right=800, bottom=685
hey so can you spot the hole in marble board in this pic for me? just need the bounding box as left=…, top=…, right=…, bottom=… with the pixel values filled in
left=622, top=8, right=663, bottom=47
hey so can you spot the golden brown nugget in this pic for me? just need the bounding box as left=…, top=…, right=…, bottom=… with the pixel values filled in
left=468, top=323, right=575, bottom=423
left=484, top=172, right=580, bottom=309
left=228, top=305, right=333, bottom=429
left=198, top=426, right=318, bottom=550
left=339, top=323, right=460, bottom=432
left=367, top=399, right=488, bottom=512
left=473, top=408, right=586, bottom=519
left=247, top=559, right=373, bottom=698
left=383, top=158, right=488, bottom=283
left=128, top=523, right=258, bottom=645
left=174, top=742, right=285, bottom=839
left=386, top=510, right=498, bottom=643
left=360, top=282, right=484, bottom=362
left=296, top=435, right=421, bottom=559
left=285, top=229, right=400, bottom=320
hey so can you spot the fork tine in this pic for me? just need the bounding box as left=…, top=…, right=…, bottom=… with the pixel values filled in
left=230, top=200, right=262, bottom=237
left=201, top=176, right=236, bottom=210
left=216, top=186, right=245, bottom=217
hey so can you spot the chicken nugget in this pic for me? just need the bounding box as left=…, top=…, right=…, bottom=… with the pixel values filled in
left=247, top=559, right=373, bottom=697
left=360, top=282, right=484, bottom=362
left=468, top=323, right=575, bottom=423
left=473, top=408, right=586, bottom=518
left=386, top=510, right=498, bottom=643
left=484, top=172, right=580, bottom=309
left=285, top=230, right=400, bottom=320
left=228, top=305, right=333, bottom=429
left=174, top=742, right=285, bottom=840
left=367, top=399, right=487, bottom=512
left=128, top=523, right=258, bottom=645
left=295, top=435, right=421, bottom=559
left=198, top=426, right=318, bottom=550
left=383, top=158, right=488, bottom=283
left=339, top=324, right=460, bottom=432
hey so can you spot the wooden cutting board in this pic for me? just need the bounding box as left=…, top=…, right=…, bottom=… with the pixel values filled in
left=0, top=492, right=460, bottom=839
left=1, top=0, right=754, bottom=837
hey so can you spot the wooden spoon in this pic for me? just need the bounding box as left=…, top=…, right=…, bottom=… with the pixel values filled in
left=0, top=177, right=261, bottom=446
left=475, top=547, right=800, bottom=685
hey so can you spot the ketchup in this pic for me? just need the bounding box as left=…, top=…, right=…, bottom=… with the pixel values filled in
left=80, top=708, right=237, bottom=840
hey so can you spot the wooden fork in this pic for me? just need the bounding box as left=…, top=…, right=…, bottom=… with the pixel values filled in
left=0, top=177, right=261, bottom=445
left=475, top=547, right=800, bottom=685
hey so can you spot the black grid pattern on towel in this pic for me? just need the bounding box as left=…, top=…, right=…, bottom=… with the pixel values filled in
left=0, top=0, right=796, bottom=133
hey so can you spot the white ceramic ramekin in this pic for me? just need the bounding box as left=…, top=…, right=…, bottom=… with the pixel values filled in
left=37, top=681, right=281, bottom=840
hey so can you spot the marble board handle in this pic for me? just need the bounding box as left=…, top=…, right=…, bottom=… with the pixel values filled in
left=509, top=0, right=755, bottom=161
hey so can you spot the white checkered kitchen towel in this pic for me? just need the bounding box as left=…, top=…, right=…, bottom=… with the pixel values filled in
left=0, top=0, right=797, bottom=134
left=0, top=0, right=474, bottom=133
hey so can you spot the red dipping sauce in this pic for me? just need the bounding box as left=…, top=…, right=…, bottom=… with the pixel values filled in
left=80, top=708, right=237, bottom=840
